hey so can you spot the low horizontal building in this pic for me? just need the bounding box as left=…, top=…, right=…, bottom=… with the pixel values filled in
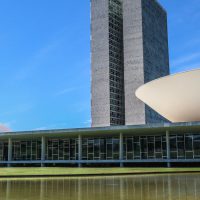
left=1, top=122, right=200, bottom=167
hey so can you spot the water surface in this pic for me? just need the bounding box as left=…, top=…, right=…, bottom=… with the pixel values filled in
left=0, top=173, right=200, bottom=200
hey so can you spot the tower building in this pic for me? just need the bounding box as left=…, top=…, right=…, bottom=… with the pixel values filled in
left=91, top=0, right=169, bottom=127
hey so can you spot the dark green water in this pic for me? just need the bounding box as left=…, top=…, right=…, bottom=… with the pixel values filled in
left=0, top=173, right=200, bottom=200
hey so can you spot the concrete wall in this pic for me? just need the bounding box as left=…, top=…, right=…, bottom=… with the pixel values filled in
left=123, top=0, right=169, bottom=125
left=91, top=0, right=110, bottom=127
left=123, top=0, right=146, bottom=125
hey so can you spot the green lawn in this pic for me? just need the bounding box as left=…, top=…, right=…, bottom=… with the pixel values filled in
left=0, top=167, right=200, bottom=177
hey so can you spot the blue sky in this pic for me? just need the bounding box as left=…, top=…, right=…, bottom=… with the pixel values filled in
left=0, top=0, right=199, bottom=131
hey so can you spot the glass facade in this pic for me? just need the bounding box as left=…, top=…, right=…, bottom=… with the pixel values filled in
left=109, top=0, right=125, bottom=125
left=123, top=134, right=200, bottom=160
left=82, top=137, right=119, bottom=160
left=170, top=134, right=200, bottom=159
left=0, top=141, right=8, bottom=161
left=123, top=135, right=167, bottom=160
left=1, top=133, right=200, bottom=163
left=12, top=140, right=41, bottom=161
left=46, top=138, right=78, bottom=160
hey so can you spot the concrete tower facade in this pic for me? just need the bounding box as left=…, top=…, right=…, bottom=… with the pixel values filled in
left=91, top=0, right=169, bottom=127
left=91, top=0, right=125, bottom=127
left=123, top=0, right=170, bottom=125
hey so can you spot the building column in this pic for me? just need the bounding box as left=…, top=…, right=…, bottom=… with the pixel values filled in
left=7, top=138, right=12, bottom=167
left=41, top=136, right=46, bottom=167
left=166, top=130, right=171, bottom=168
left=78, top=135, right=82, bottom=167
left=119, top=133, right=124, bottom=167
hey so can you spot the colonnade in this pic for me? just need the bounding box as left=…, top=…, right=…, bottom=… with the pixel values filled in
left=6, top=130, right=171, bottom=167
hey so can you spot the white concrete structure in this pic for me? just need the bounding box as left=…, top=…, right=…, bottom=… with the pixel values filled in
left=136, top=69, right=200, bottom=123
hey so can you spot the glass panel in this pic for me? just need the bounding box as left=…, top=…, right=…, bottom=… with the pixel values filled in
left=193, top=135, right=200, bottom=141
left=194, top=141, right=200, bottom=158
left=107, top=144, right=112, bottom=159
left=186, top=152, right=193, bottom=159
left=170, top=135, right=177, bottom=151
left=127, top=138, right=133, bottom=152
left=133, top=143, right=140, bottom=159
left=148, top=142, right=155, bottom=158
left=170, top=152, right=177, bottom=159
left=141, top=137, right=147, bottom=153
left=185, top=135, right=193, bottom=151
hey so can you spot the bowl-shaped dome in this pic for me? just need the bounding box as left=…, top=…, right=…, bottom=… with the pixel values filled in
left=135, top=69, right=200, bottom=123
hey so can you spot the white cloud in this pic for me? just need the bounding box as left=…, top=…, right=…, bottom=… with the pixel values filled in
left=14, top=37, right=64, bottom=81
left=33, top=127, right=48, bottom=131
left=0, top=103, right=33, bottom=117
left=83, top=119, right=91, bottom=126
left=0, top=123, right=12, bottom=132
left=184, top=38, right=200, bottom=49
left=171, top=52, right=200, bottom=67
left=55, top=86, right=86, bottom=96
left=171, top=63, right=200, bottom=74
left=32, top=122, right=70, bottom=131
left=55, top=87, right=79, bottom=96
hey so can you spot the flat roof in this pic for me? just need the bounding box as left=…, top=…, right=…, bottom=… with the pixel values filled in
left=1, top=122, right=200, bottom=140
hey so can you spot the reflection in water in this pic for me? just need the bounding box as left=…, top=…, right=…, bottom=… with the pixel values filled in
left=0, top=173, right=200, bottom=200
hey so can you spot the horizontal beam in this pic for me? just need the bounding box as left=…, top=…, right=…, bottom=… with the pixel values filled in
left=1, top=121, right=200, bottom=139
left=1, top=159, right=200, bottom=164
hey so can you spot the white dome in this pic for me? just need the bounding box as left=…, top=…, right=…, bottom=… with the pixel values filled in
left=135, top=69, right=200, bottom=123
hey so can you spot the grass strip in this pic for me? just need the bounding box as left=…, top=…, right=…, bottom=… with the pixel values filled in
left=0, top=167, right=200, bottom=178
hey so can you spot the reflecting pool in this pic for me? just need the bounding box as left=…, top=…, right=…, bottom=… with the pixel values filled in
left=0, top=173, right=200, bottom=200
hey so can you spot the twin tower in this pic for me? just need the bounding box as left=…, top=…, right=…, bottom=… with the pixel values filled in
left=91, top=0, right=170, bottom=127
